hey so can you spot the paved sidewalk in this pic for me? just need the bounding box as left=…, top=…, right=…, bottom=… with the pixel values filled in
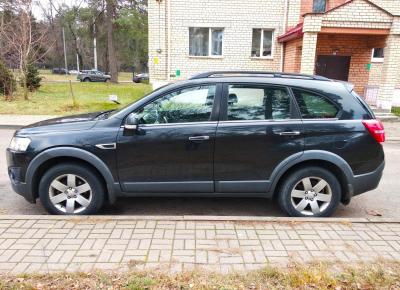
left=0, top=216, right=399, bottom=274
left=0, top=115, right=58, bottom=128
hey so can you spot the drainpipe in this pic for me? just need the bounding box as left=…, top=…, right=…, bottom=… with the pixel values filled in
left=167, top=0, right=171, bottom=81
left=280, top=0, right=289, bottom=72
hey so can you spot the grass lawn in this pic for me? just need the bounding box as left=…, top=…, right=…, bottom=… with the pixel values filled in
left=0, top=262, right=399, bottom=289
left=392, top=107, right=400, bottom=117
left=0, top=82, right=152, bottom=115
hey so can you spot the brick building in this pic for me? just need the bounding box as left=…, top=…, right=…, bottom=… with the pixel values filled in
left=148, top=0, right=400, bottom=109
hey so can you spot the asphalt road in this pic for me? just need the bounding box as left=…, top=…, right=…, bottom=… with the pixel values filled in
left=1, top=128, right=399, bottom=218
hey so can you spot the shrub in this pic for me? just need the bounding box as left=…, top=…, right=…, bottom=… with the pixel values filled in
left=23, top=63, right=42, bottom=92
left=0, top=60, right=16, bottom=97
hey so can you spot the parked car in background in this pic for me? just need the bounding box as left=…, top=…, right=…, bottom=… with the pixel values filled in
left=6, top=71, right=385, bottom=217
left=133, top=73, right=149, bottom=83
left=68, top=70, right=79, bottom=75
left=52, top=68, right=69, bottom=75
left=77, top=70, right=111, bottom=82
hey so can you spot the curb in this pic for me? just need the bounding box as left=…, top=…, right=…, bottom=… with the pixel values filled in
left=0, top=215, right=399, bottom=223
left=0, top=125, right=22, bottom=130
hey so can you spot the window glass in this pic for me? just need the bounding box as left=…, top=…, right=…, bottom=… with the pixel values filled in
left=227, top=85, right=291, bottom=120
left=189, top=28, right=209, bottom=56
left=189, top=28, right=223, bottom=56
left=262, top=30, right=273, bottom=57
left=372, top=48, right=384, bottom=60
left=251, top=29, right=261, bottom=57
left=211, top=29, right=223, bottom=55
left=135, top=85, right=216, bottom=124
left=251, top=29, right=273, bottom=57
left=313, top=0, right=326, bottom=12
left=293, top=89, right=338, bottom=119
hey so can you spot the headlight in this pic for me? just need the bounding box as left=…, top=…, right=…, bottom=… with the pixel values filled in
left=8, top=137, right=31, bottom=152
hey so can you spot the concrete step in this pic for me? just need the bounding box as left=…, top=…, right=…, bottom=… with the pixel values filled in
left=375, top=114, right=399, bottom=122
left=370, top=106, right=391, bottom=114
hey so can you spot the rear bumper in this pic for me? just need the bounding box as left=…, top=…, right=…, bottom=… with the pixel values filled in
left=352, top=160, right=385, bottom=197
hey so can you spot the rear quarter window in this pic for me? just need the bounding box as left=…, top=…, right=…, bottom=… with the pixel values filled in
left=292, top=88, right=339, bottom=119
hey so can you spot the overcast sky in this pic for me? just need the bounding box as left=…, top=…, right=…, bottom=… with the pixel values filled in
left=32, top=0, right=87, bottom=19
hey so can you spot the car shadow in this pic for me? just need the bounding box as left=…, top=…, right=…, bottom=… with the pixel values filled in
left=100, top=197, right=285, bottom=216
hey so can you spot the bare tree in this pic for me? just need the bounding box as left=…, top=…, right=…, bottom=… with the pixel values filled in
left=106, top=0, right=118, bottom=82
left=1, top=0, right=53, bottom=100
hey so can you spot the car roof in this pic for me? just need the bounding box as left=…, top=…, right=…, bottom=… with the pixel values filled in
left=166, top=75, right=349, bottom=96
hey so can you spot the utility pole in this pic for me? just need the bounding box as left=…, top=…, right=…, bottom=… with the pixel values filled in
left=62, top=27, right=68, bottom=72
left=93, top=22, right=98, bottom=70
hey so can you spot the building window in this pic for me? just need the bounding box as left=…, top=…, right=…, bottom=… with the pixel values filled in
left=251, top=29, right=274, bottom=58
left=313, top=0, right=326, bottom=13
left=371, top=48, right=384, bottom=62
left=189, top=28, right=223, bottom=57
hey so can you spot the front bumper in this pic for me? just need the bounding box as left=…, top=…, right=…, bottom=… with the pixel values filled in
left=6, top=148, right=35, bottom=203
left=352, top=160, right=385, bottom=197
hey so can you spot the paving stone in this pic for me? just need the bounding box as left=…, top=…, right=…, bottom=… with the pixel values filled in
left=0, top=219, right=399, bottom=274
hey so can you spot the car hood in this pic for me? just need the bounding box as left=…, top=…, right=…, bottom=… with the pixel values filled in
left=17, top=112, right=101, bottom=135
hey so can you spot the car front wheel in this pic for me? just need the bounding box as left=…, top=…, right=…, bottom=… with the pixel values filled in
left=39, top=163, right=105, bottom=215
left=278, top=166, right=341, bottom=217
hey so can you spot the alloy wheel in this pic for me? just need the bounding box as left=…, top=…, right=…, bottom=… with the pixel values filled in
left=48, top=174, right=92, bottom=214
left=290, top=176, right=332, bottom=216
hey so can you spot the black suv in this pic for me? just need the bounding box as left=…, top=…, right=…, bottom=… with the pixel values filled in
left=6, top=71, right=385, bottom=217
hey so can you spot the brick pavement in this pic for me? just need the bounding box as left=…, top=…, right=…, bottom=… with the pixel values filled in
left=0, top=216, right=399, bottom=274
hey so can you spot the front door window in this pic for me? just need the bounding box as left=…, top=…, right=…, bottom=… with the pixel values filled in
left=135, top=85, right=216, bottom=124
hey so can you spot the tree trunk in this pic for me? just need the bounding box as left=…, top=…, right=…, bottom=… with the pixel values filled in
left=106, top=0, right=118, bottom=83
left=21, top=71, right=29, bottom=100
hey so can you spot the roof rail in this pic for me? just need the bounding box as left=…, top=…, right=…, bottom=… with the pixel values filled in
left=189, top=71, right=330, bottom=81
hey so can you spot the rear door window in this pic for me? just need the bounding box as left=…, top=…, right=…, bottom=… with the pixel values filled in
left=292, top=89, right=338, bottom=119
left=227, top=84, right=292, bottom=120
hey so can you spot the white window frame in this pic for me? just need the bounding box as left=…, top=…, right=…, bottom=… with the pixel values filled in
left=251, top=29, right=274, bottom=59
left=188, top=27, right=224, bottom=58
left=371, top=48, right=384, bottom=63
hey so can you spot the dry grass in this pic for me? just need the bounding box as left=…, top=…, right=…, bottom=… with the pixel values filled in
left=0, top=82, right=152, bottom=115
left=0, top=261, right=399, bottom=290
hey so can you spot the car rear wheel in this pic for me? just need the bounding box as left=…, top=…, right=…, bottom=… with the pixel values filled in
left=39, top=163, right=104, bottom=215
left=83, top=78, right=90, bottom=82
left=278, top=166, right=341, bottom=217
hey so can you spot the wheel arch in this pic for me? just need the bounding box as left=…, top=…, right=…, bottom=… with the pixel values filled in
left=26, top=147, right=119, bottom=204
left=269, top=150, right=354, bottom=204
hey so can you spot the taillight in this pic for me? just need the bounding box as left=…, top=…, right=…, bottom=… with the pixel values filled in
left=362, top=119, right=385, bottom=143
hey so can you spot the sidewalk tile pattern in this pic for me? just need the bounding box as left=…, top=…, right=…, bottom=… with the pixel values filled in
left=0, top=219, right=399, bottom=273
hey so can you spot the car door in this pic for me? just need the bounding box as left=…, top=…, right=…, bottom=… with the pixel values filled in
left=214, top=83, right=304, bottom=193
left=116, top=83, right=221, bottom=193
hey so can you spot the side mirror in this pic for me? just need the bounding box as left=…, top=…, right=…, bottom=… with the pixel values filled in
left=125, top=114, right=139, bottom=130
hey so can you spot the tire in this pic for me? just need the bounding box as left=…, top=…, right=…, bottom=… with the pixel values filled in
left=277, top=166, right=341, bottom=217
left=39, top=163, right=105, bottom=215
left=83, top=78, right=90, bottom=82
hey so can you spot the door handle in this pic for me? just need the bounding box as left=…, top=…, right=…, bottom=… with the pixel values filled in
left=275, top=131, right=301, bottom=136
left=189, top=136, right=210, bottom=141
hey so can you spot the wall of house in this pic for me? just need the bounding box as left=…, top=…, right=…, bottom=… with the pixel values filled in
left=316, top=34, right=386, bottom=94
left=148, top=0, right=168, bottom=82
left=148, top=0, right=287, bottom=82
left=283, top=38, right=302, bottom=73
left=299, top=0, right=348, bottom=20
